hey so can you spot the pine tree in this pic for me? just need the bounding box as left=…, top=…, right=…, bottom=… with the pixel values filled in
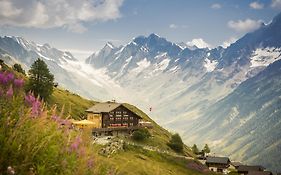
left=203, top=144, right=210, bottom=154
left=26, top=58, right=54, bottom=100
left=192, top=144, right=199, bottom=154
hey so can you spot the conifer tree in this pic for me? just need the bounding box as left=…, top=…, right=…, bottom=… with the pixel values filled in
left=26, top=58, right=54, bottom=100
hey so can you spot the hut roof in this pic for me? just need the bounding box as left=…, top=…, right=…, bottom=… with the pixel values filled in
left=86, top=102, right=122, bottom=113
left=206, top=157, right=230, bottom=164
left=237, top=165, right=265, bottom=172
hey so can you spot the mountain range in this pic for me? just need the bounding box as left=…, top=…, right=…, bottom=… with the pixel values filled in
left=1, top=12, right=281, bottom=172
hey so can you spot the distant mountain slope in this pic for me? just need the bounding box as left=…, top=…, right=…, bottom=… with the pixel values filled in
left=0, top=36, right=126, bottom=101
left=84, top=13, right=281, bottom=127
left=183, top=59, right=281, bottom=171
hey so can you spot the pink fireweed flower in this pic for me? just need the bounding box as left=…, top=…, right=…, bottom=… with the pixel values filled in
left=70, top=136, right=82, bottom=152
left=51, top=115, right=59, bottom=121
left=13, top=79, right=24, bottom=88
left=0, top=73, right=8, bottom=85
left=25, top=93, right=36, bottom=106
left=6, top=73, right=14, bottom=82
left=87, top=158, right=94, bottom=168
left=31, top=99, right=41, bottom=117
left=6, top=86, right=13, bottom=98
left=25, top=93, right=42, bottom=117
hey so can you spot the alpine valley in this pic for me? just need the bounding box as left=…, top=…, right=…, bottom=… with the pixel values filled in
left=1, top=12, right=281, bottom=172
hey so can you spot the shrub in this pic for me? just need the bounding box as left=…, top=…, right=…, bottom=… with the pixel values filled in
left=132, top=128, right=151, bottom=141
left=167, top=133, right=184, bottom=153
left=13, top=63, right=25, bottom=75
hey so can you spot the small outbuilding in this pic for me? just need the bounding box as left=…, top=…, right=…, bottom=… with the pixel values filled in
left=205, top=156, right=230, bottom=174
left=237, top=165, right=265, bottom=175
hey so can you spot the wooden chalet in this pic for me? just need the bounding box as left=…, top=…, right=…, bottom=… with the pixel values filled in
left=237, top=165, right=265, bottom=175
left=206, top=156, right=230, bottom=174
left=86, top=102, right=143, bottom=136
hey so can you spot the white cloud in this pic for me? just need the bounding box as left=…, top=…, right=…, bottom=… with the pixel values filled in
left=211, top=3, right=222, bottom=9
left=186, top=38, right=211, bottom=49
left=0, top=0, right=124, bottom=33
left=169, top=24, right=188, bottom=29
left=221, top=37, right=238, bottom=48
left=228, top=19, right=263, bottom=32
left=169, top=24, right=178, bottom=29
left=249, top=1, right=264, bottom=9
left=271, top=0, right=281, bottom=9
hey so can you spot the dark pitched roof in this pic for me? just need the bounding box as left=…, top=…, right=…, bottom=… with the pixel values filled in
left=206, top=157, right=230, bottom=164
left=231, top=162, right=243, bottom=167
left=86, top=102, right=122, bottom=113
left=85, top=102, right=143, bottom=119
left=237, top=165, right=265, bottom=172
left=248, top=171, right=272, bottom=175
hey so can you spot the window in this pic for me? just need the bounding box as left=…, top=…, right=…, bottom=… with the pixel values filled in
left=123, top=111, right=127, bottom=114
left=116, top=111, right=121, bottom=114
left=130, top=117, right=134, bottom=120
left=123, top=117, right=128, bottom=120
left=124, top=114, right=129, bottom=117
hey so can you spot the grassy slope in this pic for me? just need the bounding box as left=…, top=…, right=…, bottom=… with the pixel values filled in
left=49, top=88, right=209, bottom=175
left=48, top=88, right=96, bottom=119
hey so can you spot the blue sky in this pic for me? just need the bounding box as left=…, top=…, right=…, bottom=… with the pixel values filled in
left=0, top=0, right=280, bottom=59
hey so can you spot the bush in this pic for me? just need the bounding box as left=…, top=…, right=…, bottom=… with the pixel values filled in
left=167, top=133, right=183, bottom=153
left=132, top=128, right=151, bottom=141
left=13, top=63, right=25, bottom=75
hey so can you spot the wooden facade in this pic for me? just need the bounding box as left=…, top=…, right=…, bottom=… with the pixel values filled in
left=86, top=102, right=142, bottom=136
left=101, top=105, right=140, bottom=128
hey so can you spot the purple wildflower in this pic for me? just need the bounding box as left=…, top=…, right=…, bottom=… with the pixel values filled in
left=25, top=93, right=42, bottom=117
left=25, top=93, right=36, bottom=106
left=51, top=115, right=59, bottom=121
left=13, top=79, right=24, bottom=88
left=70, top=136, right=82, bottom=152
left=87, top=158, right=94, bottom=168
left=6, top=73, right=14, bottom=82
left=6, top=86, right=13, bottom=98
left=0, top=73, right=8, bottom=85
left=31, top=99, right=41, bottom=117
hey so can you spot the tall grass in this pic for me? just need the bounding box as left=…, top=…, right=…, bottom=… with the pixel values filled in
left=0, top=70, right=104, bottom=175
